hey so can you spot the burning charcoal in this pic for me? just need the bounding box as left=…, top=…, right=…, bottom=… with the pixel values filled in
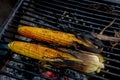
left=64, top=77, right=69, bottom=80
left=43, top=71, right=55, bottom=78
left=40, top=70, right=61, bottom=80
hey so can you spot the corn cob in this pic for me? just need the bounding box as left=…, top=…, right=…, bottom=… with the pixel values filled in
left=8, top=41, right=104, bottom=73
left=18, top=26, right=101, bottom=53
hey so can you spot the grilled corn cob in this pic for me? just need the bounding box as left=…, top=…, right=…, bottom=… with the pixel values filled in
left=8, top=41, right=104, bottom=73
left=18, top=26, right=101, bottom=53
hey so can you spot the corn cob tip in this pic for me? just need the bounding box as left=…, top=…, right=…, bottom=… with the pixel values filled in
left=8, top=41, right=15, bottom=49
left=8, top=41, right=22, bottom=50
left=18, top=26, right=29, bottom=32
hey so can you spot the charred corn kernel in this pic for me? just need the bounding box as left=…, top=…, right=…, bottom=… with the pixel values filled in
left=8, top=41, right=104, bottom=73
left=18, top=26, right=96, bottom=48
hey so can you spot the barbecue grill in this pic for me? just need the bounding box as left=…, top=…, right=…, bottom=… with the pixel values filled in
left=0, top=0, right=120, bottom=80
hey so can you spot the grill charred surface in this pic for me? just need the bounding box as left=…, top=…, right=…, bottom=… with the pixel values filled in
left=0, top=0, right=120, bottom=80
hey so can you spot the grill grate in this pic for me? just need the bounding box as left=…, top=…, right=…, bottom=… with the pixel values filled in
left=0, top=0, right=120, bottom=80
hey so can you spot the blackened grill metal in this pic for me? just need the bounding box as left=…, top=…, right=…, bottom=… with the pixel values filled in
left=0, top=0, right=120, bottom=80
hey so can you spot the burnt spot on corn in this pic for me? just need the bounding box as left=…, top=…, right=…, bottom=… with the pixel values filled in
left=73, top=41, right=102, bottom=53
left=75, top=32, right=104, bottom=48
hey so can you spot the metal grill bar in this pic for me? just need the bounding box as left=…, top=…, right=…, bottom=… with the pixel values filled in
left=105, top=64, right=120, bottom=71
left=63, top=0, right=120, bottom=17
left=79, top=0, right=120, bottom=8
left=1, top=26, right=120, bottom=79
left=39, top=0, right=120, bottom=20
left=0, top=0, right=24, bottom=38
left=23, top=0, right=119, bottom=35
left=18, top=6, right=115, bottom=35
left=0, top=0, right=120, bottom=80
left=24, top=0, right=115, bottom=21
